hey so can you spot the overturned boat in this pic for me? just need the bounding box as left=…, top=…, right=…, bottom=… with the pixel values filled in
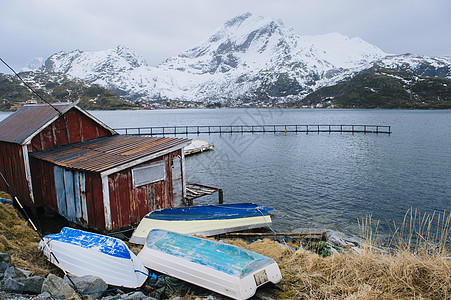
left=129, top=203, right=274, bottom=245
left=39, top=227, right=148, bottom=288
left=138, top=229, right=282, bottom=300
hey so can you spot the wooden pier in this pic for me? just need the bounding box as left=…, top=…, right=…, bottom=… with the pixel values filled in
left=114, top=124, right=391, bottom=136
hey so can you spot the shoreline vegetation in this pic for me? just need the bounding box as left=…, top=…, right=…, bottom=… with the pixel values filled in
left=0, top=191, right=450, bottom=299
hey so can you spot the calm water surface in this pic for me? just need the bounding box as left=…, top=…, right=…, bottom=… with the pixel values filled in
left=1, top=108, right=449, bottom=236
left=90, top=108, right=451, bottom=236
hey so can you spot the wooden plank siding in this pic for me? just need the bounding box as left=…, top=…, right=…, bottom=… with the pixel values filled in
left=86, top=172, right=106, bottom=231
left=28, top=148, right=184, bottom=232
left=28, top=108, right=113, bottom=152
left=29, top=158, right=58, bottom=210
left=107, top=150, right=182, bottom=230
left=0, top=142, right=32, bottom=205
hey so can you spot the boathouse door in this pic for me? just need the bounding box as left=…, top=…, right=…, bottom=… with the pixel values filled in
left=54, top=166, right=89, bottom=224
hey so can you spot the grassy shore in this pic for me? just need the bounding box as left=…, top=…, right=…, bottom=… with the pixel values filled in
left=1, top=195, right=449, bottom=299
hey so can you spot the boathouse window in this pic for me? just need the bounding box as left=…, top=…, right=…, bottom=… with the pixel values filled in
left=132, top=162, right=166, bottom=188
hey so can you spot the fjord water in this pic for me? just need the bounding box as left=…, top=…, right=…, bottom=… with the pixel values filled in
left=1, top=109, right=448, bottom=236
left=90, top=108, right=450, bottom=236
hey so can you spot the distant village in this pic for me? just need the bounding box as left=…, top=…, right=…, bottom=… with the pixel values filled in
left=137, top=99, right=336, bottom=110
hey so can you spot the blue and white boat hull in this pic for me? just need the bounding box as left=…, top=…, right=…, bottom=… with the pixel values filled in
left=137, top=229, right=282, bottom=300
left=39, top=227, right=148, bottom=288
left=130, top=203, right=273, bottom=245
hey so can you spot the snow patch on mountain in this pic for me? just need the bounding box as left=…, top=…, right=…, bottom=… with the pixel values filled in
left=22, top=57, right=45, bottom=72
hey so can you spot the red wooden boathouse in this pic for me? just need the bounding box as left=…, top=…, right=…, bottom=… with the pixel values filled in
left=0, top=103, right=190, bottom=232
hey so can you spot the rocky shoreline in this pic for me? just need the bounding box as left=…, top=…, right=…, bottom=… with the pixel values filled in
left=1, top=228, right=366, bottom=300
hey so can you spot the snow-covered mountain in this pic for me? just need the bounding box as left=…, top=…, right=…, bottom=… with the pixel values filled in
left=40, top=13, right=451, bottom=104
left=22, top=57, right=45, bottom=72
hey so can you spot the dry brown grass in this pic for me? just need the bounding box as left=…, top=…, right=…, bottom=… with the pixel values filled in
left=1, top=194, right=449, bottom=299
left=226, top=210, right=451, bottom=300
left=0, top=202, right=58, bottom=276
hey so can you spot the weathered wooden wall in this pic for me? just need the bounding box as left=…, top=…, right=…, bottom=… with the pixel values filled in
left=30, top=149, right=184, bottom=232
left=108, top=150, right=183, bottom=230
left=29, top=157, right=57, bottom=209
left=29, top=108, right=113, bottom=152
left=0, top=142, right=32, bottom=205
left=30, top=158, right=106, bottom=230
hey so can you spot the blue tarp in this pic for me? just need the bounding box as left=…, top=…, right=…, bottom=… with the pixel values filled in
left=45, top=227, right=131, bottom=259
left=0, top=198, right=13, bottom=205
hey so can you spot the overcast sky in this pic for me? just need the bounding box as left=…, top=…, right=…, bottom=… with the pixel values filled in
left=1, top=0, right=450, bottom=74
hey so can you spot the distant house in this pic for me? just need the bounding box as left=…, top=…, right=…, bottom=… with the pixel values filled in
left=0, top=103, right=190, bottom=232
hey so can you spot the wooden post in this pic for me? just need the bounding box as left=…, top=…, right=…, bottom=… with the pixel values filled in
left=218, top=189, right=223, bottom=204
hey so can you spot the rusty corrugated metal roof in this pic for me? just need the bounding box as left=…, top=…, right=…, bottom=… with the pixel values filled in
left=0, top=103, right=116, bottom=145
left=29, top=135, right=191, bottom=173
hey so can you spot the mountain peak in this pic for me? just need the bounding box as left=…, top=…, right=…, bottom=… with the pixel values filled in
left=22, top=57, right=45, bottom=72
left=115, top=45, right=147, bottom=67
left=224, top=12, right=253, bottom=28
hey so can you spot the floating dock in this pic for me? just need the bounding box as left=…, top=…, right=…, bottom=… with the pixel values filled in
left=184, top=140, right=214, bottom=155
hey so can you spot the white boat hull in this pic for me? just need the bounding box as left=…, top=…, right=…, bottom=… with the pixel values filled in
left=137, top=229, right=282, bottom=300
left=130, top=203, right=274, bottom=245
left=39, top=228, right=148, bottom=288
left=130, top=214, right=272, bottom=244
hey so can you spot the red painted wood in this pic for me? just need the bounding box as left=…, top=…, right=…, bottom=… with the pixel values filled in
left=44, top=161, right=57, bottom=209
left=29, top=158, right=57, bottom=209
left=40, top=126, right=55, bottom=150
left=29, top=108, right=113, bottom=152
left=115, top=171, right=131, bottom=228
left=133, top=185, right=149, bottom=223
left=127, top=168, right=140, bottom=224
left=108, top=175, right=118, bottom=229
left=84, top=174, right=97, bottom=228
left=90, top=173, right=105, bottom=230
left=0, top=143, right=31, bottom=206
left=152, top=181, right=163, bottom=211
left=66, top=110, right=82, bottom=144
left=53, top=117, right=69, bottom=146
left=30, top=136, right=42, bottom=152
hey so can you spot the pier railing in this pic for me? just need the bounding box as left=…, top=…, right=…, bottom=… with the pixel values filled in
left=114, top=124, right=391, bottom=136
